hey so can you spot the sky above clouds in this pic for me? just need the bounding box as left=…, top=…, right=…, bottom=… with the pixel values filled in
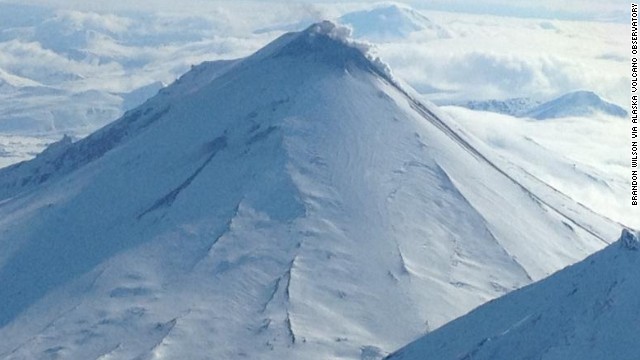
left=0, top=0, right=629, bottom=21
left=0, top=0, right=629, bottom=135
left=379, top=10, right=628, bottom=104
left=409, top=0, right=628, bottom=21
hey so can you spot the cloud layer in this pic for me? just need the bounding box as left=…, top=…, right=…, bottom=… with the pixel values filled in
left=0, top=1, right=629, bottom=137
left=376, top=10, right=627, bottom=105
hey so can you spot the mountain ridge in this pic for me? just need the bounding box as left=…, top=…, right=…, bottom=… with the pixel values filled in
left=386, top=229, right=640, bottom=360
left=526, top=90, right=627, bottom=119
left=0, top=22, right=621, bottom=360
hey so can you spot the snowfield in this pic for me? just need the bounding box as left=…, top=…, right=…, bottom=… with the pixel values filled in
left=386, top=229, right=640, bottom=360
left=0, top=22, right=623, bottom=360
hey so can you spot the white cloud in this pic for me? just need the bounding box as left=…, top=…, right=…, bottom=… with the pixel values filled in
left=375, top=10, right=628, bottom=105
left=0, top=0, right=629, bottom=139
left=385, top=48, right=626, bottom=103
left=50, top=10, right=132, bottom=33
left=0, top=40, right=124, bottom=85
left=408, top=0, right=627, bottom=22
left=1, top=0, right=627, bottom=22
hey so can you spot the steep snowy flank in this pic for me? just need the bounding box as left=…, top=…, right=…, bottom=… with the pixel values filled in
left=339, top=4, right=450, bottom=41
left=439, top=105, right=638, bottom=228
left=0, top=22, right=620, bottom=360
left=526, top=90, right=627, bottom=119
left=387, top=229, right=640, bottom=360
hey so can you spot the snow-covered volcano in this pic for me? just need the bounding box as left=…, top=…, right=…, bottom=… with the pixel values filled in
left=339, top=4, right=450, bottom=41
left=386, top=229, right=640, bottom=360
left=0, top=22, right=620, bottom=359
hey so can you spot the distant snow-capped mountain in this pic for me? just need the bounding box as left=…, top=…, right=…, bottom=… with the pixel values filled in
left=0, top=21, right=619, bottom=360
left=387, top=229, right=640, bottom=360
left=453, top=97, right=541, bottom=117
left=452, top=91, right=626, bottom=120
left=526, top=90, right=627, bottom=119
left=339, top=4, right=450, bottom=41
left=254, top=4, right=450, bottom=42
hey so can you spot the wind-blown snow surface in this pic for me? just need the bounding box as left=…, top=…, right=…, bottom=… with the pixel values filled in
left=386, top=229, right=640, bottom=360
left=0, top=22, right=620, bottom=359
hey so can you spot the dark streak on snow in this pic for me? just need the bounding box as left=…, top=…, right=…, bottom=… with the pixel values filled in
left=138, top=135, right=227, bottom=219
left=259, top=260, right=298, bottom=345
left=246, top=125, right=278, bottom=145
left=257, top=256, right=298, bottom=346
left=518, top=166, right=627, bottom=230
left=285, top=313, right=296, bottom=345
left=460, top=337, right=491, bottom=360
left=141, top=317, right=178, bottom=359
left=396, top=243, right=410, bottom=276
left=189, top=203, right=240, bottom=272
left=284, top=256, right=298, bottom=345
left=261, top=276, right=284, bottom=314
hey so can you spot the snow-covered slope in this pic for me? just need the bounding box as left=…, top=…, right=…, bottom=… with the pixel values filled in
left=339, top=4, right=450, bottom=41
left=0, top=22, right=620, bottom=360
left=526, top=90, right=627, bottom=119
left=386, top=229, right=640, bottom=360
left=440, top=106, right=638, bottom=229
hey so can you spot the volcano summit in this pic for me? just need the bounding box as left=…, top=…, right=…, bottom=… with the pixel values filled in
left=0, top=22, right=620, bottom=360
